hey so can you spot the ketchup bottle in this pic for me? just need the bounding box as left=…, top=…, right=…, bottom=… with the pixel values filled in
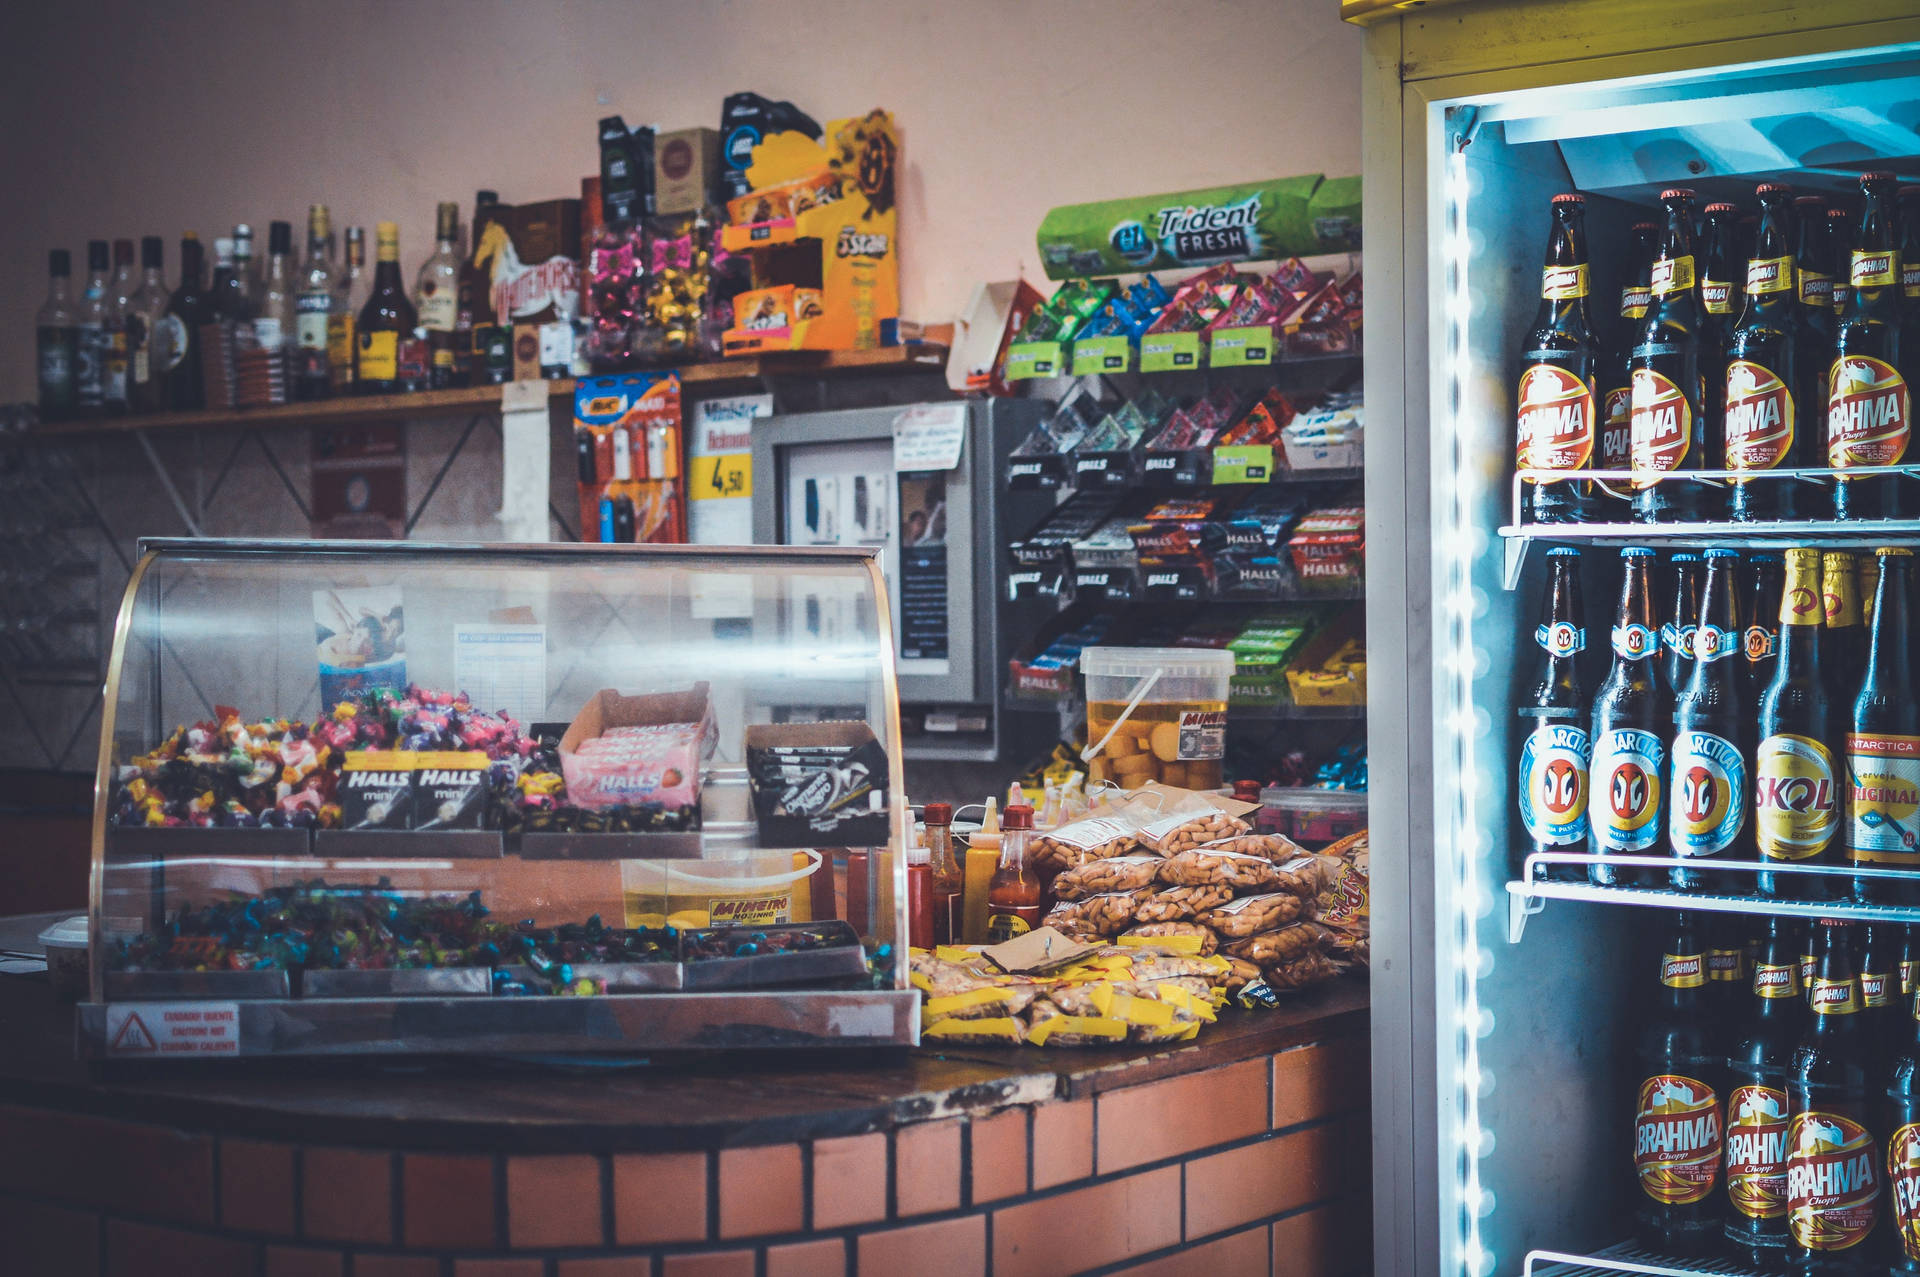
left=986, top=804, right=1043, bottom=943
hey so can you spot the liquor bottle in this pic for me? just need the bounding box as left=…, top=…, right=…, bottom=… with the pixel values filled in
left=1601, top=221, right=1661, bottom=515
left=103, top=238, right=135, bottom=415
left=35, top=249, right=78, bottom=421
left=1663, top=553, right=1705, bottom=718
left=1668, top=548, right=1748, bottom=889
left=124, top=237, right=171, bottom=414
left=985, top=803, right=1043, bottom=942
left=1823, top=551, right=1867, bottom=704
left=1632, top=189, right=1710, bottom=521
left=416, top=201, right=462, bottom=389
left=1728, top=185, right=1815, bottom=522
left=1589, top=547, right=1667, bottom=887
left=1516, top=547, right=1592, bottom=879
left=924, top=802, right=964, bottom=946
left=294, top=205, right=337, bottom=400
left=1829, top=205, right=1858, bottom=318
left=1743, top=552, right=1785, bottom=717
left=1887, top=972, right=1920, bottom=1276
left=1633, top=911, right=1724, bottom=1255
left=1724, top=913, right=1803, bottom=1270
left=252, top=220, right=295, bottom=354
left=457, top=190, right=500, bottom=383
left=331, top=226, right=366, bottom=394
left=355, top=222, right=417, bottom=395
left=1755, top=549, right=1840, bottom=900
left=1830, top=173, right=1913, bottom=520
left=1848, top=548, right=1920, bottom=905
left=1516, top=193, right=1600, bottom=523
left=209, top=236, right=245, bottom=323
left=224, top=225, right=256, bottom=326
left=162, top=234, right=208, bottom=412
left=75, top=239, right=111, bottom=416
left=1786, top=919, right=1883, bottom=1267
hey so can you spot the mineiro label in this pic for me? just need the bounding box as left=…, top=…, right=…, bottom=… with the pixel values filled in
left=1670, top=730, right=1746, bottom=857
left=1725, top=360, right=1795, bottom=471
left=1890, top=1122, right=1920, bottom=1260
left=1788, top=1111, right=1879, bottom=1251
left=1542, top=263, right=1589, bottom=299
left=1754, top=733, right=1839, bottom=858
left=1847, top=733, right=1920, bottom=865
left=1828, top=356, right=1910, bottom=467
left=1635, top=1074, right=1721, bottom=1204
left=1590, top=728, right=1664, bottom=853
left=1518, top=723, right=1590, bottom=846
left=1630, top=368, right=1692, bottom=486
left=1517, top=364, right=1595, bottom=472
left=1726, top=1084, right=1791, bottom=1221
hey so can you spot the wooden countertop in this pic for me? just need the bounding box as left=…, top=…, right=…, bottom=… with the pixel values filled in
left=0, top=974, right=1367, bottom=1153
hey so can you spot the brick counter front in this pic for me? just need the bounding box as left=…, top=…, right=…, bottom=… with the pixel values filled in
left=0, top=981, right=1369, bottom=1277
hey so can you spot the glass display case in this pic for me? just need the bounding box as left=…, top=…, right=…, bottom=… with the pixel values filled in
left=77, top=538, right=916, bottom=1057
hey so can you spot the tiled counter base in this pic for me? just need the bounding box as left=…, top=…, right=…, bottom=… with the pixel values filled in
left=0, top=980, right=1369, bottom=1277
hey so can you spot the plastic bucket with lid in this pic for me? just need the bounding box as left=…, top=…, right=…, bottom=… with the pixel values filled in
left=1081, top=647, right=1234, bottom=791
left=621, top=851, right=822, bottom=930
left=38, top=916, right=89, bottom=1001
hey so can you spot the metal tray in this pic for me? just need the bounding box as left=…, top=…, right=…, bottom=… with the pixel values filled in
left=547, top=961, right=684, bottom=992
left=105, top=825, right=314, bottom=859
left=678, top=920, right=868, bottom=991
left=312, top=829, right=504, bottom=859
left=104, top=969, right=292, bottom=1001
left=516, top=829, right=704, bottom=860
left=301, top=968, right=492, bottom=999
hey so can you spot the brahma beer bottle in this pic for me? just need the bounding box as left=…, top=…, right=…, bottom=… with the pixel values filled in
left=1600, top=221, right=1661, bottom=516
left=1830, top=173, right=1912, bottom=520
left=1729, top=185, right=1816, bottom=522
left=1886, top=973, right=1920, bottom=1275
left=1859, top=922, right=1900, bottom=1081
left=1830, top=205, right=1859, bottom=319
left=1632, top=189, right=1710, bottom=522
left=1700, top=202, right=1742, bottom=459
left=1589, top=547, right=1667, bottom=887
left=1663, top=553, right=1705, bottom=701
left=1786, top=919, right=1883, bottom=1269
left=1756, top=548, right=1841, bottom=900
left=1707, top=915, right=1752, bottom=1033
left=1725, top=914, right=1805, bottom=1269
left=1517, top=193, right=1600, bottom=523
left=1516, top=547, right=1591, bottom=879
left=1668, top=549, right=1749, bottom=890
left=1848, top=548, right=1920, bottom=906
left=1635, top=911, right=1725, bottom=1255
left=1744, top=552, right=1786, bottom=717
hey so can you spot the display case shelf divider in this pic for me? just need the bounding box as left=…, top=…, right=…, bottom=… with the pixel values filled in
left=1524, top=1242, right=1755, bottom=1276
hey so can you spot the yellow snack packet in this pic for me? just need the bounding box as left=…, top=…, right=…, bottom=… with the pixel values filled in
left=922, top=1016, right=1025, bottom=1044
left=1026, top=1013, right=1128, bottom=1047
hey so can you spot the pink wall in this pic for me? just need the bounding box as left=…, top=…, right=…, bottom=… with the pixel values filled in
left=0, top=0, right=1361, bottom=401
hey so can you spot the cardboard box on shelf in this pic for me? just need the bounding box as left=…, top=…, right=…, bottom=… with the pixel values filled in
left=655, top=127, right=722, bottom=214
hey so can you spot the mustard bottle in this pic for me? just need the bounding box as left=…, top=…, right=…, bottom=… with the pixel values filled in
left=963, top=797, right=1001, bottom=944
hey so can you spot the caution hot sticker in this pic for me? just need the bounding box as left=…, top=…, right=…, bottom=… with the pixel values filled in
left=105, top=1002, right=241, bottom=1057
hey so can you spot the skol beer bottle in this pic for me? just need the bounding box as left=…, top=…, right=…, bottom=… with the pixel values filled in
left=1848, top=548, right=1920, bottom=905
left=1725, top=913, right=1806, bottom=1269
left=1669, top=549, right=1749, bottom=890
left=1745, top=552, right=1786, bottom=717
left=1664, top=553, right=1705, bottom=701
left=1589, top=547, right=1668, bottom=887
left=1787, top=919, right=1883, bottom=1269
left=1729, top=185, right=1817, bottom=522
left=1756, top=548, right=1842, bottom=900
left=1517, top=193, right=1600, bottom=523
left=1516, top=547, right=1591, bottom=879
left=1632, top=189, right=1711, bottom=522
left=1831, top=173, right=1913, bottom=520
left=1885, top=972, right=1920, bottom=1275
left=1600, top=221, right=1661, bottom=515
left=1634, top=911, right=1725, bottom=1255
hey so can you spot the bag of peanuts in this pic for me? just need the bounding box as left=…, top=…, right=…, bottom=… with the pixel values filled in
left=1195, top=891, right=1305, bottom=938
left=1199, top=832, right=1312, bottom=866
left=1158, top=846, right=1281, bottom=892
left=1030, top=813, right=1139, bottom=873
left=1118, top=921, right=1218, bottom=956
left=1264, top=949, right=1343, bottom=990
left=1222, top=921, right=1330, bottom=966
left=1132, top=799, right=1252, bottom=855
left=1132, top=882, right=1233, bottom=923
left=1043, top=888, right=1156, bottom=938
left=1051, top=855, right=1165, bottom=901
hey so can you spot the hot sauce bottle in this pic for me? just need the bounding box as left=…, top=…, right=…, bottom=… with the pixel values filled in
left=923, top=803, right=964, bottom=946
left=986, top=804, right=1042, bottom=943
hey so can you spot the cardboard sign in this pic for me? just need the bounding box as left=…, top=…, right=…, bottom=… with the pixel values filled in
left=982, top=926, right=1099, bottom=975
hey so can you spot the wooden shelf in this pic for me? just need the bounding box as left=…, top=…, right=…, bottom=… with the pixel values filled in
left=33, top=344, right=951, bottom=438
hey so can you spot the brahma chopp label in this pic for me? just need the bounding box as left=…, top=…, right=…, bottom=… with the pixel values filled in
left=1542, top=263, right=1589, bottom=299
left=1890, top=1122, right=1920, bottom=1260
left=1828, top=355, right=1911, bottom=468
left=1848, top=733, right=1920, bottom=865
left=1755, top=733, right=1839, bottom=859
left=1753, top=961, right=1799, bottom=1000
left=1612, top=623, right=1657, bottom=661
left=1727, top=1084, right=1791, bottom=1221
left=1601, top=386, right=1632, bottom=474
left=1635, top=1073, right=1721, bottom=1204
left=1748, top=255, right=1793, bottom=295
left=1670, top=729, right=1746, bottom=857
left=1788, top=1110, right=1880, bottom=1252
left=1535, top=620, right=1586, bottom=657
left=1725, top=360, right=1795, bottom=471
left=1662, top=952, right=1705, bottom=988
left=1518, top=723, right=1590, bottom=846
left=1630, top=368, right=1692, bottom=486
left=1590, top=728, right=1663, bottom=853
left=1853, top=250, right=1898, bottom=289
left=1864, top=968, right=1894, bottom=1007
left=1651, top=254, right=1697, bottom=296
left=1517, top=364, right=1595, bottom=472
left=1703, top=278, right=1735, bottom=314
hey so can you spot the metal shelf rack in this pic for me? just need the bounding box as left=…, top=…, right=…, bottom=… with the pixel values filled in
left=1525, top=1241, right=1759, bottom=1276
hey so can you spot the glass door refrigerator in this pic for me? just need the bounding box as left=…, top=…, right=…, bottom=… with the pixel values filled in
left=1360, top=4, right=1920, bottom=1274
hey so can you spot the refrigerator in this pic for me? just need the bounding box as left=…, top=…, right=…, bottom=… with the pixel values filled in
left=1359, top=4, right=1920, bottom=1274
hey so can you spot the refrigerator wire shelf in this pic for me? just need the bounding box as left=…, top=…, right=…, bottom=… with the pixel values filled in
left=1525, top=1241, right=1759, bottom=1277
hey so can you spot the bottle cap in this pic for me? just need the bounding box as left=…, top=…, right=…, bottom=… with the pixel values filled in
left=1632, top=221, right=1658, bottom=231
left=979, top=798, right=999, bottom=834
left=1794, top=194, right=1826, bottom=206
left=923, top=802, right=953, bottom=826
left=1704, top=202, right=1737, bottom=213
left=907, top=845, right=929, bottom=865
left=1876, top=547, right=1915, bottom=557
left=87, top=240, right=109, bottom=270
left=1863, top=171, right=1897, bottom=184
left=1551, top=192, right=1586, bottom=204
left=1828, top=207, right=1852, bottom=219
left=1659, top=187, right=1696, bottom=201
left=48, top=249, right=69, bottom=276
left=268, top=221, right=292, bottom=255
left=1704, top=548, right=1740, bottom=559
left=1747, top=550, right=1781, bottom=562
left=112, top=239, right=133, bottom=265
left=140, top=236, right=162, bottom=268
left=1671, top=552, right=1699, bottom=562
left=1756, top=183, right=1792, bottom=195
left=1546, top=547, right=1581, bottom=558
left=1620, top=547, right=1656, bottom=558
left=1003, top=804, right=1034, bottom=831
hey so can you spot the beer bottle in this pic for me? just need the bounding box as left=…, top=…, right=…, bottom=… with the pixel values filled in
left=1823, top=551, right=1868, bottom=707
left=1859, top=922, right=1900, bottom=1080
left=1724, top=913, right=1805, bottom=1269
left=1885, top=968, right=1920, bottom=1275
left=1901, top=182, right=1920, bottom=399
left=1663, top=553, right=1705, bottom=701
left=1601, top=221, right=1661, bottom=514
left=1668, top=549, right=1749, bottom=889
left=1796, top=194, right=1840, bottom=343
left=1517, top=547, right=1591, bottom=878
left=1903, top=926, right=1919, bottom=1002
left=1589, top=546, right=1668, bottom=887
left=1756, top=548, right=1842, bottom=900
left=1744, top=552, right=1786, bottom=716
left=1634, top=911, right=1725, bottom=1255
left=1632, top=189, right=1711, bottom=522
left=1701, top=201, right=1743, bottom=446
left=1729, top=185, right=1815, bottom=522
left=1707, top=915, right=1752, bottom=1033
left=1786, top=919, right=1883, bottom=1268
left=1830, top=174, right=1913, bottom=520
left=1830, top=205, right=1859, bottom=319
left=1517, top=193, right=1600, bottom=523
left=1847, top=548, right=1920, bottom=904
left=1803, top=920, right=1822, bottom=1009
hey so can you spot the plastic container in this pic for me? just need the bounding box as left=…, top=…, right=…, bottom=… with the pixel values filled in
left=38, top=915, right=89, bottom=1001
left=1256, top=786, right=1368, bottom=848
left=1082, top=646, right=1233, bottom=791
left=622, top=852, right=822, bottom=930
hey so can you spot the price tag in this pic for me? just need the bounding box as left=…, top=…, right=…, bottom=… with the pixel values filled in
left=1211, top=444, right=1274, bottom=485
left=1209, top=325, right=1275, bottom=367
left=1140, top=331, right=1203, bottom=373
left=1005, top=341, right=1066, bottom=379
left=892, top=402, right=969, bottom=471
left=688, top=452, right=752, bottom=500
left=1072, top=336, right=1133, bottom=376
